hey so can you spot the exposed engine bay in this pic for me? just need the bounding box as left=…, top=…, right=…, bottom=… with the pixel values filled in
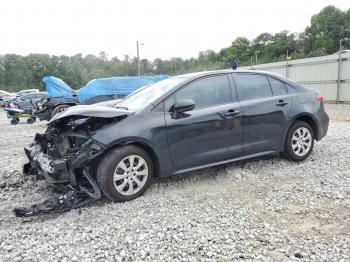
left=15, top=106, right=131, bottom=217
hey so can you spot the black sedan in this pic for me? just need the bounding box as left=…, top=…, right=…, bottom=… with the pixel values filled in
left=22, top=70, right=329, bottom=214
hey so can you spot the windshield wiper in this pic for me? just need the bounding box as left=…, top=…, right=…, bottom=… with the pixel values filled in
left=114, top=106, right=129, bottom=110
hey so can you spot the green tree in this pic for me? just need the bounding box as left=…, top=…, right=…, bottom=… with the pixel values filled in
left=305, top=5, right=348, bottom=53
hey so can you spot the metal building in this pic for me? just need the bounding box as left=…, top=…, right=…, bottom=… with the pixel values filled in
left=240, top=52, right=350, bottom=103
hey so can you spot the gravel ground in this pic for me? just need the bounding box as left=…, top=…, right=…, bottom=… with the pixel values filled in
left=0, top=105, right=349, bottom=261
left=324, top=104, right=350, bottom=122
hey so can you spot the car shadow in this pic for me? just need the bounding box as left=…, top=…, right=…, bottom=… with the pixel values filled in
left=153, top=154, right=280, bottom=185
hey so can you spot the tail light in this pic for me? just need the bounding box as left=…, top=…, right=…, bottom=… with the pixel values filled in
left=316, top=95, right=324, bottom=101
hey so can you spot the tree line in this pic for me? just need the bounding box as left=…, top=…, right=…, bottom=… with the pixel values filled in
left=0, top=5, right=349, bottom=92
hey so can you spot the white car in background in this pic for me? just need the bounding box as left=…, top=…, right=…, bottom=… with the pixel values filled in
left=3, top=89, right=40, bottom=107
left=0, top=90, right=15, bottom=107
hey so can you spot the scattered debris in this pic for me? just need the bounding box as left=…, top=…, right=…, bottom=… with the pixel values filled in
left=14, top=168, right=101, bottom=217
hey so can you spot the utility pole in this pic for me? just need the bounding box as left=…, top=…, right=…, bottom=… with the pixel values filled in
left=337, top=38, right=349, bottom=103
left=124, top=55, right=129, bottom=76
left=136, top=41, right=144, bottom=76
left=136, top=41, right=140, bottom=76
left=339, top=38, right=349, bottom=52
left=255, top=51, right=260, bottom=65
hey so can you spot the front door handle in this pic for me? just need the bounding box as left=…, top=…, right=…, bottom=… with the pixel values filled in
left=276, top=100, right=288, bottom=106
left=224, top=109, right=240, bottom=117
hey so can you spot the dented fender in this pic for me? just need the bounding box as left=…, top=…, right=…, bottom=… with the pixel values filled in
left=49, top=104, right=134, bottom=124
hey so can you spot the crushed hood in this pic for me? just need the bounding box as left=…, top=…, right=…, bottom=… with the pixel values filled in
left=93, top=99, right=122, bottom=107
left=49, top=105, right=134, bottom=124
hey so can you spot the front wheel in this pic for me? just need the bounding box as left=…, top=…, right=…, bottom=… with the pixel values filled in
left=10, top=118, right=19, bottom=125
left=51, top=104, right=70, bottom=118
left=283, top=121, right=315, bottom=162
left=96, top=145, right=153, bottom=202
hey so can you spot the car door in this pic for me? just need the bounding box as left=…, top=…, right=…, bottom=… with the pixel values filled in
left=164, top=74, right=242, bottom=170
left=232, top=73, right=292, bottom=155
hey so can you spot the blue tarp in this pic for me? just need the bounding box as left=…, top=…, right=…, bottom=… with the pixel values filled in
left=43, top=75, right=169, bottom=102
left=76, top=76, right=169, bottom=102
left=43, top=76, right=74, bottom=99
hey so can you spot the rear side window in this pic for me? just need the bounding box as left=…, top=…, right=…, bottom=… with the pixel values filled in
left=36, top=93, right=48, bottom=98
left=166, top=75, right=232, bottom=110
left=269, top=77, right=288, bottom=95
left=23, top=93, right=36, bottom=99
left=234, top=74, right=272, bottom=101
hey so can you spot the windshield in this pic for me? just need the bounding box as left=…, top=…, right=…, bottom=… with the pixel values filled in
left=115, top=77, right=187, bottom=111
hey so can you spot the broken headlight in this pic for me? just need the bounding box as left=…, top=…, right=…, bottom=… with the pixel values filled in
left=35, top=97, right=48, bottom=110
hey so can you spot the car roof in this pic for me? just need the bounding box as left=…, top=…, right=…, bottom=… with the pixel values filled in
left=19, top=89, right=39, bottom=92
left=21, top=92, right=46, bottom=97
left=171, top=69, right=302, bottom=91
left=174, top=69, right=285, bottom=80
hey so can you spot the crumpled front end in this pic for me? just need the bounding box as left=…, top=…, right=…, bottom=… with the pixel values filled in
left=23, top=130, right=105, bottom=185
left=15, top=109, right=129, bottom=217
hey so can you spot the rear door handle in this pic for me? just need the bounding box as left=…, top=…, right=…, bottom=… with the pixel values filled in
left=276, top=100, right=288, bottom=106
left=224, top=109, right=240, bottom=117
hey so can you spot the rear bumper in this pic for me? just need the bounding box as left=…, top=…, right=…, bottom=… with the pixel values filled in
left=316, top=108, right=329, bottom=141
left=318, top=120, right=329, bottom=140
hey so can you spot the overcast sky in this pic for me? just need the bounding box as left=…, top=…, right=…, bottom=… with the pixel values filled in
left=0, top=0, right=349, bottom=60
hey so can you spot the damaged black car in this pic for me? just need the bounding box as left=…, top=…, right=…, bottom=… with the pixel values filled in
left=17, top=70, right=329, bottom=216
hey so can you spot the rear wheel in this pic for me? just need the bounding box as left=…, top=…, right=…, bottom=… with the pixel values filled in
left=27, top=117, right=35, bottom=124
left=10, top=118, right=19, bottom=125
left=283, top=121, right=314, bottom=162
left=51, top=104, right=70, bottom=117
left=96, top=145, right=153, bottom=201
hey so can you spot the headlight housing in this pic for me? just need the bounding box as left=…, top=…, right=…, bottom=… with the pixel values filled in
left=35, top=98, right=49, bottom=110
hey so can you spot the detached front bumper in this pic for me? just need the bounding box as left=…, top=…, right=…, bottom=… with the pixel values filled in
left=24, top=144, right=70, bottom=184
left=23, top=134, right=106, bottom=186
left=18, top=135, right=105, bottom=217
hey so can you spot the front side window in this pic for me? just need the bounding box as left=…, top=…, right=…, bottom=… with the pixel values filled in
left=166, top=75, right=232, bottom=110
left=269, top=77, right=287, bottom=95
left=234, top=74, right=272, bottom=101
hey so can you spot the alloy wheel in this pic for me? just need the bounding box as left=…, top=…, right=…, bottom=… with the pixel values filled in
left=113, top=155, right=149, bottom=196
left=291, top=127, right=312, bottom=156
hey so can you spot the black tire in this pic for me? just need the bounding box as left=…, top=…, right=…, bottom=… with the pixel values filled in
left=282, top=121, right=314, bottom=162
left=51, top=105, right=70, bottom=118
left=10, top=118, right=19, bottom=125
left=96, top=145, right=153, bottom=202
left=27, top=117, right=35, bottom=124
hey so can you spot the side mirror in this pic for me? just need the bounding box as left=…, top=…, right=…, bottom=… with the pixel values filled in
left=173, top=99, right=195, bottom=113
